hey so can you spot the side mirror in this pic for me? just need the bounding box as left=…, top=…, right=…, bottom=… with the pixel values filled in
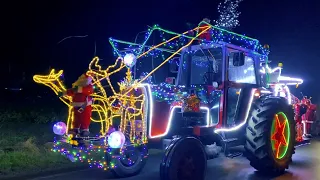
left=169, top=57, right=179, bottom=73
left=232, top=52, right=245, bottom=66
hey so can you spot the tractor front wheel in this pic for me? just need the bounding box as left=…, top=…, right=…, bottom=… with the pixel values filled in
left=160, top=136, right=207, bottom=180
left=245, top=96, right=295, bottom=174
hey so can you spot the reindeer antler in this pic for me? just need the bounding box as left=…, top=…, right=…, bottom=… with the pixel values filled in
left=89, top=57, right=102, bottom=72
left=33, top=69, right=64, bottom=83
left=88, top=57, right=125, bottom=79
left=104, top=57, right=125, bottom=76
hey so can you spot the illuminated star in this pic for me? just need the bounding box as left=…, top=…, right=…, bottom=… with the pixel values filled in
left=271, top=114, right=288, bottom=158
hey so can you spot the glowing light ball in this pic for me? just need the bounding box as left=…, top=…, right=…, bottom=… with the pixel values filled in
left=53, top=122, right=67, bottom=135
left=107, top=131, right=126, bottom=148
left=123, top=53, right=136, bottom=68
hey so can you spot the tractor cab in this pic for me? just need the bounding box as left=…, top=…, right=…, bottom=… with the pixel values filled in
left=170, top=42, right=265, bottom=141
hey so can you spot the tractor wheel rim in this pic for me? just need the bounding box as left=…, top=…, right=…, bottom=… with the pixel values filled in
left=270, top=112, right=291, bottom=160
left=178, top=155, right=196, bottom=180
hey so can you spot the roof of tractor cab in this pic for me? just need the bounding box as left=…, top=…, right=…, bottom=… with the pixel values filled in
left=197, top=21, right=269, bottom=57
left=109, top=21, right=270, bottom=62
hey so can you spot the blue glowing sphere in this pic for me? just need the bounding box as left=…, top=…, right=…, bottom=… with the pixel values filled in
left=53, top=122, right=67, bottom=135
left=123, top=53, right=136, bottom=68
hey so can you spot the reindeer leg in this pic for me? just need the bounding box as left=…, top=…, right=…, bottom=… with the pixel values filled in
left=130, top=114, right=136, bottom=143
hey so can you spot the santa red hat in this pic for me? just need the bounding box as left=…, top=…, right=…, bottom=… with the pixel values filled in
left=83, top=73, right=93, bottom=83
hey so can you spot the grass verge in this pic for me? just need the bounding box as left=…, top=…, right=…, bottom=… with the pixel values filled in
left=0, top=123, right=79, bottom=178
left=0, top=122, right=164, bottom=178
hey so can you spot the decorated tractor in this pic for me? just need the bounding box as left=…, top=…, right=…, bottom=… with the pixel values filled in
left=34, top=20, right=309, bottom=180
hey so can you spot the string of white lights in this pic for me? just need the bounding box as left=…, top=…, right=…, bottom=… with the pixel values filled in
left=214, top=0, right=244, bottom=30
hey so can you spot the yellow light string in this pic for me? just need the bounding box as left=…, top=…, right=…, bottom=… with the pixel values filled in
left=114, top=26, right=210, bottom=143
left=87, top=56, right=148, bottom=143
left=34, top=67, right=116, bottom=136
left=136, top=26, right=203, bottom=59
left=33, top=25, right=211, bottom=146
left=91, top=57, right=126, bottom=87
left=88, top=26, right=207, bottom=141
left=122, top=26, right=211, bottom=97
left=34, top=57, right=148, bottom=143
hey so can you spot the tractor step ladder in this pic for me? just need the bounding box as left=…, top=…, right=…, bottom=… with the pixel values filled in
left=222, top=138, right=243, bottom=158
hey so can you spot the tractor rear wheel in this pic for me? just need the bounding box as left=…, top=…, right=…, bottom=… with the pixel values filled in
left=160, top=136, right=207, bottom=180
left=245, top=96, right=295, bottom=174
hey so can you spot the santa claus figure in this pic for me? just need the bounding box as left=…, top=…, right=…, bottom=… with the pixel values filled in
left=301, top=97, right=317, bottom=138
left=60, top=73, right=94, bottom=136
left=294, top=102, right=304, bottom=142
left=198, top=18, right=212, bottom=43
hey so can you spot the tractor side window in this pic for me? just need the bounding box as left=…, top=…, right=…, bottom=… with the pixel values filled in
left=210, top=90, right=221, bottom=125
left=228, top=54, right=256, bottom=84
left=227, top=88, right=241, bottom=126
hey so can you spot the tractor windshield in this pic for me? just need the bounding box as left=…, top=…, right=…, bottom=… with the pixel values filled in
left=178, top=47, right=223, bottom=86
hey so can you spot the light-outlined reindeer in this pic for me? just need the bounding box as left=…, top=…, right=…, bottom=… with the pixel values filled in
left=89, top=57, right=147, bottom=143
left=33, top=58, right=118, bottom=136
left=33, top=69, right=76, bottom=134
left=117, top=84, right=146, bottom=143
left=34, top=57, right=147, bottom=143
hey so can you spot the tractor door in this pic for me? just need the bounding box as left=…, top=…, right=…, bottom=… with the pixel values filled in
left=177, top=45, right=224, bottom=125
left=224, top=48, right=259, bottom=133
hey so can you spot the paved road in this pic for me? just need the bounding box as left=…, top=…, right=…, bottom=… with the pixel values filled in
left=32, top=139, right=320, bottom=180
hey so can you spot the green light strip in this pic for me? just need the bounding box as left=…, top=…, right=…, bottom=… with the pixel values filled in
left=109, top=22, right=268, bottom=58
left=108, top=24, right=199, bottom=57
left=109, top=27, right=155, bottom=57
left=109, top=38, right=179, bottom=55
left=155, top=26, right=197, bottom=40
left=199, top=21, right=259, bottom=42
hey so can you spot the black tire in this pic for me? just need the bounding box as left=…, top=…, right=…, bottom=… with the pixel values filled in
left=245, top=96, right=295, bottom=174
left=160, top=136, right=207, bottom=180
left=106, top=144, right=148, bottom=177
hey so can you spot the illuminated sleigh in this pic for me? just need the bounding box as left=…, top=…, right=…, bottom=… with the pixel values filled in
left=33, top=23, right=212, bottom=177
left=33, top=57, right=150, bottom=176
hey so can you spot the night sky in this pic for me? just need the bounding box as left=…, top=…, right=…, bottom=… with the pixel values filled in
left=2, top=0, right=320, bottom=100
